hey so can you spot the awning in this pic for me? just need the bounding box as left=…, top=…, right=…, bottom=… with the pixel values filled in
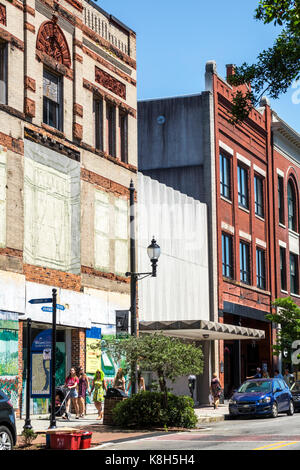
left=139, top=319, right=265, bottom=341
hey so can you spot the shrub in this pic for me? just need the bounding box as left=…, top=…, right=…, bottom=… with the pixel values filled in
left=21, top=428, right=37, bottom=447
left=112, top=391, right=198, bottom=429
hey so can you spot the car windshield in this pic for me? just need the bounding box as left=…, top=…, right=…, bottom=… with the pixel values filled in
left=237, top=380, right=272, bottom=393
left=291, top=381, right=300, bottom=392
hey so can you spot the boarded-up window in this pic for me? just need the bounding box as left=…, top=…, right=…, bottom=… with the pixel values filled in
left=94, top=190, right=129, bottom=275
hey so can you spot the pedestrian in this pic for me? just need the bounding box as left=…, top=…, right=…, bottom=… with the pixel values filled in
left=113, top=367, right=126, bottom=393
left=246, top=367, right=262, bottom=379
left=126, top=368, right=146, bottom=394
left=283, top=369, right=295, bottom=387
left=90, top=369, right=106, bottom=420
left=63, top=367, right=80, bottom=419
left=210, top=372, right=222, bottom=410
left=262, top=370, right=270, bottom=378
left=274, top=369, right=283, bottom=379
left=77, top=366, right=90, bottom=418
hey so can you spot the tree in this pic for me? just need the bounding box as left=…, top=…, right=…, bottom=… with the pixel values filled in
left=265, top=297, right=300, bottom=367
left=103, top=333, right=204, bottom=407
left=227, top=0, right=300, bottom=123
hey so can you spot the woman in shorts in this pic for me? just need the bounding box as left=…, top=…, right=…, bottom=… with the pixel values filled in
left=64, top=367, right=80, bottom=419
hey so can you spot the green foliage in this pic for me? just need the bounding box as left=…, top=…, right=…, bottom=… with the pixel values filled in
left=112, top=391, right=198, bottom=429
left=21, top=428, right=37, bottom=447
left=266, top=297, right=300, bottom=363
left=104, top=333, right=203, bottom=405
left=228, top=0, right=300, bottom=123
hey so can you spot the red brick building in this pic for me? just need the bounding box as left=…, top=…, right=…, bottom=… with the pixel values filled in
left=211, top=66, right=275, bottom=396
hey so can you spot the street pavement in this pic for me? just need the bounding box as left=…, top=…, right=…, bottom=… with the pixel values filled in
left=15, top=403, right=228, bottom=449
left=16, top=403, right=227, bottom=434
left=96, top=411, right=300, bottom=451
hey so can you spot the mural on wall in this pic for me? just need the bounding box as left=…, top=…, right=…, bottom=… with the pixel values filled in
left=0, top=311, right=19, bottom=408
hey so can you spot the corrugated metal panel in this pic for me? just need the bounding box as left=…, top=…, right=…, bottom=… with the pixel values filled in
left=138, top=173, right=210, bottom=322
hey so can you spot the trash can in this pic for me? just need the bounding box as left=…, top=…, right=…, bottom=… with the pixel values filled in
left=103, top=388, right=127, bottom=425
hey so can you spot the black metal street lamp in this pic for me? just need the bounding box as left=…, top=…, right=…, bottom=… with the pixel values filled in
left=125, top=180, right=160, bottom=394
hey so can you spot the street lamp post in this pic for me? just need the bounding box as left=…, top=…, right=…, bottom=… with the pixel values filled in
left=126, top=180, right=160, bottom=395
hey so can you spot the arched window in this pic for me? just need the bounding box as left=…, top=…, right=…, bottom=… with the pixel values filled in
left=288, top=179, right=297, bottom=232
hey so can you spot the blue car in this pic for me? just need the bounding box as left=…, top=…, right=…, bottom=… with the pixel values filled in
left=229, top=378, right=294, bottom=419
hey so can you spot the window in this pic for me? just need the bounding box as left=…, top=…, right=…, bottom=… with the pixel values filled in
left=254, top=175, right=264, bottom=218
left=119, top=111, right=128, bottom=163
left=280, top=247, right=287, bottom=291
left=43, top=69, right=63, bottom=131
left=94, top=99, right=103, bottom=151
left=0, top=42, right=7, bottom=105
left=290, top=253, right=298, bottom=295
left=220, top=153, right=231, bottom=199
left=238, top=165, right=249, bottom=209
left=278, top=176, right=284, bottom=224
left=256, top=248, right=266, bottom=290
left=240, top=241, right=250, bottom=284
left=288, top=180, right=297, bottom=231
left=222, top=233, right=233, bottom=279
left=107, top=103, right=116, bottom=157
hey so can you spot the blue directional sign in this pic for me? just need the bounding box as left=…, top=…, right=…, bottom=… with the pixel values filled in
left=29, top=298, right=52, bottom=304
left=41, top=304, right=65, bottom=313
left=41, top=306, right=53, bottom=313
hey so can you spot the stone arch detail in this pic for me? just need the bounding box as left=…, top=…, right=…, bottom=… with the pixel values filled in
left=36, top=19, right=71, bottom=68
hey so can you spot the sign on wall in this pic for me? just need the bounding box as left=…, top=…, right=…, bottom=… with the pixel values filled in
left=31, top=330, right=52, bottom=398
left=86, top=327, right=102, bottom=374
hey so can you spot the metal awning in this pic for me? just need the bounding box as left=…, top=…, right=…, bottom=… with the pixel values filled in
left=139, top=319, right=265, bottom=341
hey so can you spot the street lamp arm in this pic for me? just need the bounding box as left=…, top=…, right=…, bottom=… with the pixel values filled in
left=125, top=271, right=153, bottom=280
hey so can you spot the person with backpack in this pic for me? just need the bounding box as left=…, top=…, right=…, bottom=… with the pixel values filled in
left=210, top=372, right=222, bottom=409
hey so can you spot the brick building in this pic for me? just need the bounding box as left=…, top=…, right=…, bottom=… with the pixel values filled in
left=0, top=0, right=137, bottom=415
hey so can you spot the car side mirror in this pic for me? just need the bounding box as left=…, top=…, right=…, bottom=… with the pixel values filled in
left=275, top=388, right=281, bottom=393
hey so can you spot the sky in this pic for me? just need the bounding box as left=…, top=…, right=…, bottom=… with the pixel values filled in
left=96, top=0, right=300, bottom=133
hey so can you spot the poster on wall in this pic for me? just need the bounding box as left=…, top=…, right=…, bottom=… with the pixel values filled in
left=31, top=330, right=52, bottom=398
left=86, top=327, right=102, bottom=374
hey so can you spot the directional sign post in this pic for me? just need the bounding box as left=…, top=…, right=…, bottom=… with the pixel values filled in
left=50, top=289, right=57, bottom=429
left=28, top=291, right=58, bottom=429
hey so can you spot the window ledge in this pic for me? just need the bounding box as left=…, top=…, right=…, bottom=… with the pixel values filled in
left=291, top=293, right=300, bottom=299
left=288, top=229, right=299, bottom=238
left=279, top=223, right=286, bottom=229
left=255, top=214, right=265, bottom=222
left=239, top=205, right=249, bottom=214
left=220, top=195, right=232, bottom=204
left=280, top=290, right=288, bottom=295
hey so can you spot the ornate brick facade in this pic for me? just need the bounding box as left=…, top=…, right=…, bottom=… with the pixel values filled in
left=36, top=18, right=71, bottom=68
left=95, top=66, right=126, bottom=100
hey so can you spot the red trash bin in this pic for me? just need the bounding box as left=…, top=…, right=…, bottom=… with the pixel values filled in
left=50, top=432, right=82, bottom=450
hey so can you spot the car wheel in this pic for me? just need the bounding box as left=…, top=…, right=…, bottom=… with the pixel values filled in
left=287, top=400, right=294, bottom=416
left=270, top=402, right=278, bottom=418
left=0, top=426, right=14, bottom=450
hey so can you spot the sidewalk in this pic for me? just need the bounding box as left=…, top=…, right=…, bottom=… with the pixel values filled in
left=15, top=403, right=229, bottom=449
